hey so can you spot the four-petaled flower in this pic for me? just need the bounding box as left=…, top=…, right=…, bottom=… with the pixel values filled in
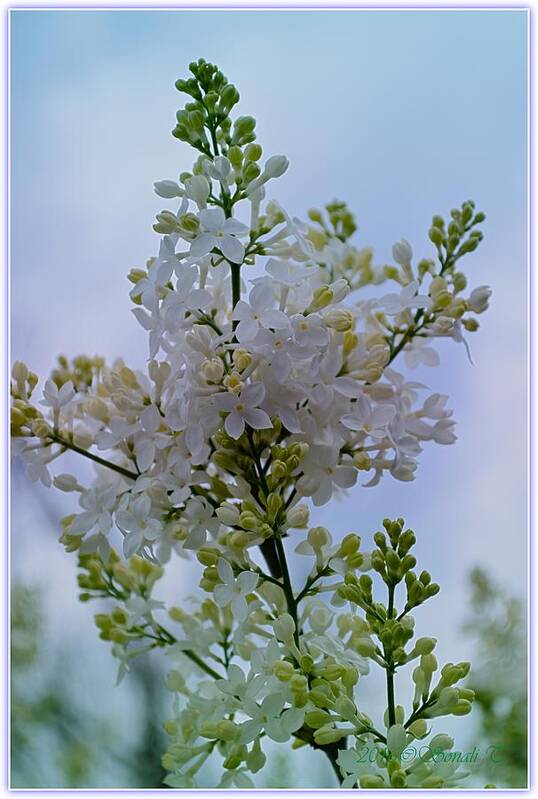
left=214, top=382, right=272, bottom=439
left=213, top=558, right=259, bottom=621
left=190, top=207, right=249, bottom=264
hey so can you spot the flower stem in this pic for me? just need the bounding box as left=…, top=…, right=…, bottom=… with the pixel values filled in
left=386, top=583, right=396, bottom=728
left=274, top=536, right=300, bottom=650
left=50, top=434, right=138, bottom=481
left=231, top=262, right=241, bottom=317
left=184, top=649, right=223, bottom=681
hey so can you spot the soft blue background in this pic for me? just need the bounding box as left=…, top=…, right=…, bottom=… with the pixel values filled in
left=10, top=9, right=527, bottom=787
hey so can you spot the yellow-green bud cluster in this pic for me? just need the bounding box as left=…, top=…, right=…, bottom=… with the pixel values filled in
left=76, top=550, right=163, bottom=602
left=307, top=199, right=357, bottom=243
left=50, top=354, right=104, bottom=391
left=428, top=201, right=485, bottom=265
left=11, top=361, right=38, bottom=401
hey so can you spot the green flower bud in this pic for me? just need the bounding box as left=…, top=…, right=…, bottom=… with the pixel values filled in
left=422, top=775, right=444, bottom=788
left=390, top=770, right=407, bottom=788
left=415, top=637, right=436, bottom=655
left=199, top=721, right=219, bottom=739
left=452, top=699, right=472, bottom=716
left=111, top=607, right=128, bottom=625
left=334, top=695, right=356, bottom=721
left=421, top=653, right=438, bottom=675
left=429, top=227, right=444, bottom=247
left=273, top=660, right=295, bottom=681
left=309, top=688, right=333, bottom=708
left=308, top=526, right=330, bottom=550
left=408, top=718, right=428, bottom=739
left=305, top=709, right=332, bottom=728
left=310, top=285, right=333, bottom=310
left=197, top=547, right=219, bottom=566
left=227, top=145, right=243, bottom=168
left=340, top=533, right=361, bottom=556
left=459, top=688, right=475, bottom=702
left=429, top=733, right=453, bottom=751
left=243, top=162, right=261, bottom=184
left=300, top=654, right=315, bottom=673
left=355, top=637, right=376, bottom=657
left=239, top=511, right=259, bottom=531
left=373, top=532, right=387, bottom=551
left=342, top=666, right=359, bottom=688
left=313, top=725, right=347, bottom=745
left=320, top=663, right=343, bottom=682
left=244, top=143, right=262, bottom=161
left=271, top=460, right=287, bottom=481
left=109, top=628, right=129, bottom=644
left=266, top=492, right=283, bottom=521
left=216, top=719, right=239, bottom=741
left=359, top=774, right=385, bottom=788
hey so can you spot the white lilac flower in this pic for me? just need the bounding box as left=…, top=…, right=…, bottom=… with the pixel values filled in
left=116, top=494, right=163, bottom=557
left=265, top=257, right=318, bottom=288
left=213, top=559, right=259, bottom=621
left=182, top=496, right=219, bottom=550
left=298, top=446, right=357, bottom=506
left=69, top=485, right=118, bottom=538
left=404, top=338, right=441, bottom=368
left=232, top=281, right=290, bottom=342
left=379, top=281, right=431, bottom=316
left=214, top=382, right=272, bottom=440
left=239, top=693, right=304, bottom=744
left=162, top=266, right=212, bottom=333
left=189, top=207, right=249, bottom=264
left=291, top=313, right=329, bottom=348
left=341, top=395, right=396, bottom=439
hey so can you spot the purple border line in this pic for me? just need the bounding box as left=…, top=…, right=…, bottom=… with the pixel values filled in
left=3, top=3, right=535, bottom=9
left=4, top=4, right=532, bottom=797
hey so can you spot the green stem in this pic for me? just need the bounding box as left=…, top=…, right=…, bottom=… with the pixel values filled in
left=50, top=434, right=138, bottom=481
left=274, top=536, right=300, bottom=650
left=386, top=583, right=396, bottom=728
left=184, top=649, right=223, bottom=681
left=231, top=262, right=241, bottom=313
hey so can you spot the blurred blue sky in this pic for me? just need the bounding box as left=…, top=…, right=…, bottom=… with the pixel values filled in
left=10, top=9, right=528, bottom=784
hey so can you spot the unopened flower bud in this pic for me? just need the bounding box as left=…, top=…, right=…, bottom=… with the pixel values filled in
left=202, top=358, right=225, bottom=383
left=307, top=526, right=330, bottom=550
left=154, top=180, right=183, bottom=199
left=262, top=155, right=289, bottom=180
left=273, top=660, right=295, bottom=681
left=355, top=637, right=376, bottom=657
left=468, top=285, right=492, bottom=313
left=239, top=511, right=259, bottom=531
left=353, top=451, right=371, bottom=470
left=53, top=474, right=81, bottom=493
left=273, top=613, right=295, bottom=642
left=408, top=718, right=428, bottom=739
left=334, top=695, right=356, bottom=721
left=415, top=637, right=436, bottom=655
left=232, top=348, right=251, bottom=371
left=392, top=239, right=413, bottom=266
left=286, top=504, right=309, bottom=529
left=305, top=709, right=332, bottom=728
left=323, top=308, right=354, bottom=332
left=313, top=725, right=347, bottom=745
left=359, top=774, right=385, bottom=788
left=311, top=286, right=333, bottom=310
